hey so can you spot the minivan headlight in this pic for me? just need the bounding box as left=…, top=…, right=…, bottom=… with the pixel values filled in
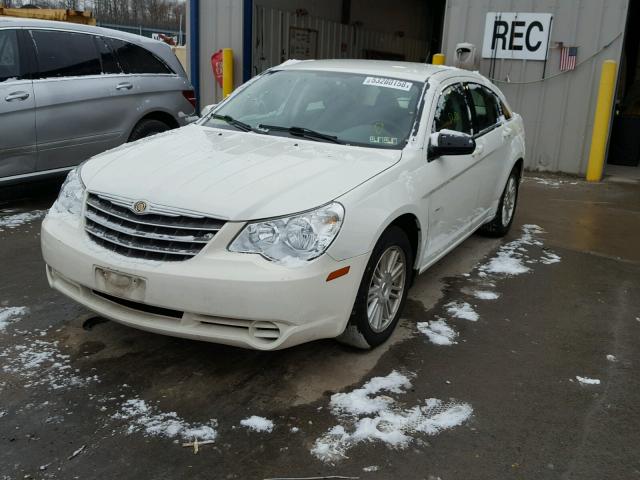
left=229, top=203, right=344, bottom=263
left=50, top=167, right=86, bottom=219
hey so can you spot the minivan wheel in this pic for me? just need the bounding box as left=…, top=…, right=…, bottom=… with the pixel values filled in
left=128, top=119, right=170, bottom=142
left=479, top=167, right=520, bottom=237
left=337, top=226, right=413, bottom=349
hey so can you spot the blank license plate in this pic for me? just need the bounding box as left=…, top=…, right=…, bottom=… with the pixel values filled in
left=94, top=266, right=146, bottom=302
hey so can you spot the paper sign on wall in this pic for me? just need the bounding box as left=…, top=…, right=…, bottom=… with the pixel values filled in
left=482, top=12, right=553, bottom=61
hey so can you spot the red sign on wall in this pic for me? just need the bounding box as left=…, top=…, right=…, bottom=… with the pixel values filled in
left=211, top=50, right=223, bottom=88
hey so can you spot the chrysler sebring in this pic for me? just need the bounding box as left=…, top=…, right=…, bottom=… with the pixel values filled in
left=41, top=60, right=525, bottom=350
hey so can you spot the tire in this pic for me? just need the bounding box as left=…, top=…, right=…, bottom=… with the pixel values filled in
left=128, top=119, right=170, bottom=142
left=479, top=166, right=520, bottom=237
left=337, top=226, right=413, bottom=349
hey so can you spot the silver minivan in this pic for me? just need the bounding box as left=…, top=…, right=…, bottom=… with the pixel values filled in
left=0, top=17, right=196, bottom=185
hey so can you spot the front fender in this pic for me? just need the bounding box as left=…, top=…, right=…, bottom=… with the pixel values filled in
left=328, top=152, right=428, bottom=267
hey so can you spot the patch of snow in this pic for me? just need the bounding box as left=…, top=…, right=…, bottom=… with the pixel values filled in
left=398, top=171, right=416, bottom=195
left=312, top=371, right=472, bottom=463
left=82, top=232, right=164, bottom=268
left=445, top=302, right=479, bottom=322
left=274, top=255, right=308, bottom=268
left=331, top=370, right=411, bottom=416
left=529, top=176, right=566, bottom=187
left=114, top=398, right=217, bottom=440
left=478, top=224, right=560, bottom=277
left=472, top=290, right=500, bottom=300
left=240, top=415, right=274, bottom=433
left=363, top=465, right=380, bottom=472
left=541, top=252, right=562, bottom=264
left=417, top=318, right=458, bottom=345
left=0, top=210, right=46, bottom=232
left=482, top=250, right=530, bottom=275
left=290, top=426, right=299, bottom=433
left=1, top=338, right=93, bottom=390
left=606, top=355, right=616, bottom=362
left=576, top=376, right=600, bottom=385
left=0, top=306, right=28, bottom=331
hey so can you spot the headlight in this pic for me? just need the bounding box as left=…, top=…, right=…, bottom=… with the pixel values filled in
left=49, top=167, right=86, bottom=219
left=229, top=202, right=344, bottom=264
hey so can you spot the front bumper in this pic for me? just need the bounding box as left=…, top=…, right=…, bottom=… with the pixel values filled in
left=41, top=215, right=367, bottom=350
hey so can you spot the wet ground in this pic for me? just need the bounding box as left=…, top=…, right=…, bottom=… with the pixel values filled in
left=1, top=174, right=639, bottom=480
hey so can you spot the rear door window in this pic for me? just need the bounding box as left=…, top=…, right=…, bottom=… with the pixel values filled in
left=95, top=36, right=121, bottom=74
left=467, top=84, right=501, bottom=134
left=433, top=83, right=473, bottom=135
left=106, top=38, right=173, bottom=75
left=30, top=30, right=101, bottom=78
left=0, top=29, right=22, bottom=82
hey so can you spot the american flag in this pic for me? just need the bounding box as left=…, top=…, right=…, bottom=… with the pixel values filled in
left=560, top=46, right=578, bottom=71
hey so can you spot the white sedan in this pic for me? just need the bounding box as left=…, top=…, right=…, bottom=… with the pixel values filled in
left=41, top=60, right=525, bottom=350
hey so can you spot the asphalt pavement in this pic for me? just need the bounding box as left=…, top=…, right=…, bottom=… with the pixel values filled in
left=0, top=174, right=639, bottom=480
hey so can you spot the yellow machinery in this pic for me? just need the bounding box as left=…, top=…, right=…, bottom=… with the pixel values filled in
left=0, top=8, right=96, bottom=25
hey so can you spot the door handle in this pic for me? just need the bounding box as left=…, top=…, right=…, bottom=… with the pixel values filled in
left=116, top=82, right=133, bottom=91
left=4, top=91, right=30, bottom=101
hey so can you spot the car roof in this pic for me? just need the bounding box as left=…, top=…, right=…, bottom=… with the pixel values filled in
left=0, top=15, right=160, bottom=46
left=274, top=59, right=475, bottom=83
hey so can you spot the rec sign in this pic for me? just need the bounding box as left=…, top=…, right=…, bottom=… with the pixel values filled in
left=482, top=12, right=553, bottom=61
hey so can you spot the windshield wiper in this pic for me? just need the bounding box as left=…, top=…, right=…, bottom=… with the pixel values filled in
left=210, top=114, right=260, bottom=133
left=258, top=124, right=343, bottom=144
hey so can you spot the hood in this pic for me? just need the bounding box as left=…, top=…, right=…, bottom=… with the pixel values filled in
left=81, top=125, right=401, bottom=220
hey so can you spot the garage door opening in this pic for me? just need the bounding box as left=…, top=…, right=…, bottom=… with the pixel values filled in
left=606, top=0, right=640, bottom=180
left=252, top=0, right=446, bottom=76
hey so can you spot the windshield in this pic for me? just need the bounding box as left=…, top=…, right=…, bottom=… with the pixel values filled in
left=200, top=70, right=424, bottom=149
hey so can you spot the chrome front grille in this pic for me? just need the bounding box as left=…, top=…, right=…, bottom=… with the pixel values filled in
left=84, top=193, right=225, bottom=261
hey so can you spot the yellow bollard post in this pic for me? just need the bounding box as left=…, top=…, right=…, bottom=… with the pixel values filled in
left=586, top=60, right=617, bottom=182
left=432, top=53, right=446, bottom=65
left=222, top=48, right=234, bottom=98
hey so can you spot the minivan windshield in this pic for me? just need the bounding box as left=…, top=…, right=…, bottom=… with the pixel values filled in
left=201, top=70, right=424, bottom=149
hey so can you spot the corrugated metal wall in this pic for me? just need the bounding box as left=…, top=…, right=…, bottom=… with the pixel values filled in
left=196, top=0, right=245, bottom=108
left=442, top=0, right=628, bottom=174
left=253, top=5, right=428, bottom=75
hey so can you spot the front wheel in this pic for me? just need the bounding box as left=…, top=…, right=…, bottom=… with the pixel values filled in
left=479, top=167, right=520, bottom=237
left=337, top=226, right=413, bottom=349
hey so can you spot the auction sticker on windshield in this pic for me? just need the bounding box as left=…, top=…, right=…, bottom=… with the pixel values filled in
left=363, top=77, right=413, bottom=91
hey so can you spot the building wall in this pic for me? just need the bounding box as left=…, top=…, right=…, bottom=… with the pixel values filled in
left=350, top=0, right=429, bottom=39
left=253, top=5, right=428, bottom=75
left=255, top=0, right=343, bottom=22
left=189, top=0, right=435, bottom=105
left=186, top=0, right=245, bottom=108
left=442, top=0, right=629, bottom=174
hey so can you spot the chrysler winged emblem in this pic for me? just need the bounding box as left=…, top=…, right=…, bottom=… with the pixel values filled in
left=132, top=200, right=148, bottom=214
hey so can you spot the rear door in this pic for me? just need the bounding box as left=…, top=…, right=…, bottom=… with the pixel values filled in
left=424, top=81, right=482, bottom=261
left=29, top=29, right=132, bottom=172
left=105, top=37, right=185, bottom=122
left=0, top=28, right=37, bottom=179
left=466, top=83, right=512, bottom=215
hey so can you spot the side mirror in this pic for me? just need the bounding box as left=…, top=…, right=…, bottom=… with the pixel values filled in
left=428, top=129, right=476, bottom=160
left=200, top=103, right=217, bottom=118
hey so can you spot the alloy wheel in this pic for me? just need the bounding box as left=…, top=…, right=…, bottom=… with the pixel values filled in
left=366, top=246, right=406, bottom=333
left=502, top=176, right=517, bottom=227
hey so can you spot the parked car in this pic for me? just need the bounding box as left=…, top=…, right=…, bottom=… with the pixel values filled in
left=41, top=60, right=525, bottom=350
left=0, top=17, right=196, bottom=186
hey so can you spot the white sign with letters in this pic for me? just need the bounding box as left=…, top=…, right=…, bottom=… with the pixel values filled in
left=482, top=12, right=553, bottom=61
